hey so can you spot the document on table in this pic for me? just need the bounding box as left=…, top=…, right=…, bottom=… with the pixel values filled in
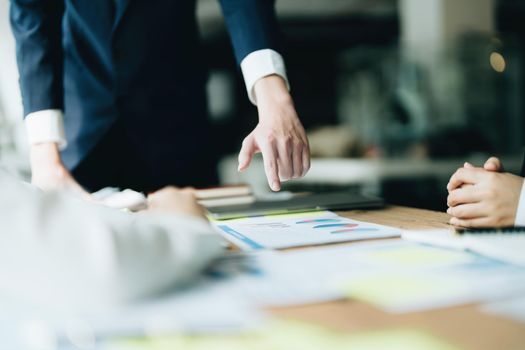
left=199, top=251, right=344, bottom=307
left=87, top=247, right=352, bottom=337
left=0, top=249, right=345, bottom=343
left=0, top=286, right=263, bottom=347
left=213, top=211, right=401, bottom=250
left=5, top=239, right=524, bottom=345
left=329, top=241, right=525, bottom=313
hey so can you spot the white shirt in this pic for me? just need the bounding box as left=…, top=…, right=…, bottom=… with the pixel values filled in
left=24, top=49, right=289, bottom=150
left=515, top=181, right=525, bottom=226
left=0, top=170, right=223, bottom=311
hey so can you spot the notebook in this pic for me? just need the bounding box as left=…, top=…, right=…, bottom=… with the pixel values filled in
left=461, top=229, right=525, bottom=267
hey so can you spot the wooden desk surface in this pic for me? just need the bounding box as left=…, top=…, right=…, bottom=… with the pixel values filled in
left=270, top=206, right=525, bottom=350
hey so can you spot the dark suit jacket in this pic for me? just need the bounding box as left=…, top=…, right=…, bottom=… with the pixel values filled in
left=10, top=0, right=282, bottom=170
left=521, top=153, right=525, bottom=176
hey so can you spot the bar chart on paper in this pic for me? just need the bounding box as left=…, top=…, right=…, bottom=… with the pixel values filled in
left=214, top=211, right=401, bottom=250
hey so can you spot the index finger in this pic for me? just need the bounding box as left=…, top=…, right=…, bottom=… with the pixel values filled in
left=447, top=167, right=484, bottom=192
left=259, top=142, right=281, bottom=191
left=484, top=157, right=503, bottom=172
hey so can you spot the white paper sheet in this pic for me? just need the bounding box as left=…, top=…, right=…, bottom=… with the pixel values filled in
left=214, top=211, right=401, bottom=250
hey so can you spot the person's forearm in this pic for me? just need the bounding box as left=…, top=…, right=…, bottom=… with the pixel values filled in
left=0, top=174, right=222, bottom=308
left=30, top=142, right=88, bottom=195
left=107, top=212, right=223, bottom=301
left=31, top=142, right=63, bottom=167
left=253, top=75, right=294, bottom=114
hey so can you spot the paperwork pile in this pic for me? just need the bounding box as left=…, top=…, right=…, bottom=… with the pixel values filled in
left=4, top=209, right=525, bottom=346
left=6, top=240, right=525, bottom=346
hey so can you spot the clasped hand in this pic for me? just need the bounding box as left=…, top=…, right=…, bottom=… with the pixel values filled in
left=447, top=157, right=524, bottom=227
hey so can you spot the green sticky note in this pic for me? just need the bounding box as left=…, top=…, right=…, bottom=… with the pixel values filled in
left=214, top=210, right=331, bottom=223
left=106, top=320, right=461, bottom=350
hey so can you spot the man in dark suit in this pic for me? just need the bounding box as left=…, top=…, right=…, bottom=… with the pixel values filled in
left=10, top=0, right=310, bottom=194
left=447, top=157, right=525, bottom=227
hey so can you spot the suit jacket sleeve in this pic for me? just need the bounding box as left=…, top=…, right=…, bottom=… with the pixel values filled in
left=218, top=0, right=283, bottom=64
left=0, top=171, right=223, bottom=309
left=10, top=0, right=64, bottom=116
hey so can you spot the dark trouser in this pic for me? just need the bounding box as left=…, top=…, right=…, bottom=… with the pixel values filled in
left=72, top=118, right=218, bottom=193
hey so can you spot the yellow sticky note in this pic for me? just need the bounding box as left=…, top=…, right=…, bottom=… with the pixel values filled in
left=106, top=320, right=461, bottom=350
left=351, top=246, right=474, bottom=268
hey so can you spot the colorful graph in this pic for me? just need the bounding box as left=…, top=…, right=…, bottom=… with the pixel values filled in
left=309, top=222, right=380, bottom=234
left=296, top=218, right=341, bottom=224
left=313, top=223, right=359, bottom=229
left=246, top=222, right=290, bottom=228
left=331, top=228, right=380, bottom=234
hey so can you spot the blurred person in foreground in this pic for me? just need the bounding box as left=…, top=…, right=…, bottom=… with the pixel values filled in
left=0, top=169, right=222, bottom=309
left=447, top=157, right=525, bottom=228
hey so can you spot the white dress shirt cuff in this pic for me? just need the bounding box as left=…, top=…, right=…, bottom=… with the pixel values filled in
left=514, top=179, right=525, bottom=226
left=25, top=109, right=67, bottom=150
left=240, top=49, right=290, bottom=105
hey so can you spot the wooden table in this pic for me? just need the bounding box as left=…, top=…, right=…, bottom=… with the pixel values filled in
left=270, top=206, right=525, bottom=350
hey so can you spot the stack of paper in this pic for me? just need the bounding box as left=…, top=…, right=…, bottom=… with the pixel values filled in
left=195, top=185, right=255, bottom=207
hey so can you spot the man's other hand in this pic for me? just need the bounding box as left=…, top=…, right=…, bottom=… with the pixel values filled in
left=30, top=142, right=89, bottom=198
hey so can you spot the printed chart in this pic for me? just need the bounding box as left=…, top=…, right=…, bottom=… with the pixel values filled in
left=214, top=211, right=401, bottom=250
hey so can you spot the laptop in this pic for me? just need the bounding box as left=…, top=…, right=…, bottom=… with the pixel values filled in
left=206, top=191, right=384, bottom=220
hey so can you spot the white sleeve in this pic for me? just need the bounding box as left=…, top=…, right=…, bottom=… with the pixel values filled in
left=514, top=179, right=525, bottom=226
left=24, top=109, right=67, bottom=149
left=240, top=49, right=290, bottom=105
left=0, top=173, right=223, bottom=310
